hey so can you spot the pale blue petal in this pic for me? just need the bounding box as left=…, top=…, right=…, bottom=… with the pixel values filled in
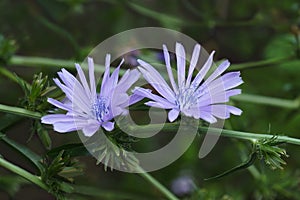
left=137, top=59, right=176, bottom=100
left=145, top=101, right=175, bottom=109
left=133, top=87, right=176, bottom=108
left=186, top=44, right=201, bottom=88
left=75, top=63, right=91, bottom=98
left=163, top=44, right=178, bottom=93
left=203, top=60, right=230, bottom=86
left=191, top=51, right=215, bottom=87
left=82, top=123, right=100, bottom=137
left=227, top=105, right=242, bottom=115
left=101, top=54, right=111, bottom=92
left=47, top=98, right=72, bottom=112
left=52, top=119, right=88, bottom=133
left=115, top=69, right=140, bottom=94
left=168, top=108, right=180, bottom=122
left=88, top=57, right=97, bottom=100
left=54, top=78, right=90, bottom=113
left=102, top=121, right=115, bottom=131
left=176, top=43, right=186, bottom=89
left=197, top=89, right=241, bottom=106
left=57, top=69, right=76, bottom=89
left=129, top=93, right=145, bottom=105
left=200, top=111, right=218, bottom=123
left=41, top=114, right=71, bottom=124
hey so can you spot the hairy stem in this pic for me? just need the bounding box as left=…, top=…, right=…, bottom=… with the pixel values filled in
left=199, top=127, right=300, bottom=145
left=134, top=123, right=300, bottom=145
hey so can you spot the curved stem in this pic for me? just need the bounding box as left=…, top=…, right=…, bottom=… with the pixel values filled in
left=0, top=156, right=48, bottom=190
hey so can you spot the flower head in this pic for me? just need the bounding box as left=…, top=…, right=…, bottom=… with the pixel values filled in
left=42, top=55, right=141, bottom=136
left=134, top=43, right=243, bottom=123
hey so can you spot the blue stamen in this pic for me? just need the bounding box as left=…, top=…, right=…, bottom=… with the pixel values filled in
left=93, top=97, right=109, bottom=122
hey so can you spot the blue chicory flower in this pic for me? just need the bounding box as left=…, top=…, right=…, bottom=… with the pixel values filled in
left=133, top=43, right=243, bottom=123
left=41, top=55, right=141, bottom=137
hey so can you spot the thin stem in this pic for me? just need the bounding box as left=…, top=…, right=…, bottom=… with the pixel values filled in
left=200, top=127, right=300, bottom=145
left=136, top=166, right=179, bottom=200
left=10, top=55, right=75, bottom=69
left=9, top=55, right=126, bottom=75
left=229, top=56, right=293, bottom=71
left=0, top=156, right=48, bottom=190
left=134, top=123, right=300, bottom=146
left=232, top=93, right=300, bottom=109
left=0, top=104, right=42, bottom=119
left=0, top=66, right=31, bottom=88
left=1, top=101, right=300, bottom=146
left=0, top=67, right=18, bottom=83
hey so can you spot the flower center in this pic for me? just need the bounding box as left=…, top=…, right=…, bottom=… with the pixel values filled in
left=93, top=96, right=110, bottom=122
left=175, top=86, right=198, bottom=110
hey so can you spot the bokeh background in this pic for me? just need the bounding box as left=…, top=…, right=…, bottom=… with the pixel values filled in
left=0, top=0, right=300, bottom=199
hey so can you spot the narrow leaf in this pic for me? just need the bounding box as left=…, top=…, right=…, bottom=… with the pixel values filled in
left=0, top=132, right=43, bottom=172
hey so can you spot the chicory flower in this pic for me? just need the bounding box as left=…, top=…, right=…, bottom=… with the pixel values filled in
left=42, top=55, right=140, bottom=136
left=134, top=43, right=243, bottom=123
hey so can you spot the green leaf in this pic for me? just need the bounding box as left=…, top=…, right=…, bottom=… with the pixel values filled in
left=35, top=121, right=52, bottom=150
left=0, top=132, right=43, bottom=172
left=0, top=114, right=21, bottom=131
left=256, top=137, right=288, bottom=170
left=205, top=152, right=257, bottom=181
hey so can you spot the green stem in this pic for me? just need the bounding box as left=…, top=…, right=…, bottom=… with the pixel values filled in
left=10, top=55, right=75, bottom=69
left=2, top=102, right=300, bottom=146
left=0, top=67, right=18, bottom=83
left=136, top=166, right=179, bottom=200
left=9, top=55, right=125, bottom=75
left=229, top=56, right=292, bottom=71
left=135, top=124, right=300, bottom=145
left=0, top=104, right=41, bottom=119
left=232, top=93, right=300, bottom=109
left=0, top=156, right=47, bottom=190
left=200, top=127, right=300, bottom=145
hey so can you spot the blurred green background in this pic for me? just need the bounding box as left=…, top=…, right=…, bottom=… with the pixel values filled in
left=0, top=0, right=300, bottom=199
